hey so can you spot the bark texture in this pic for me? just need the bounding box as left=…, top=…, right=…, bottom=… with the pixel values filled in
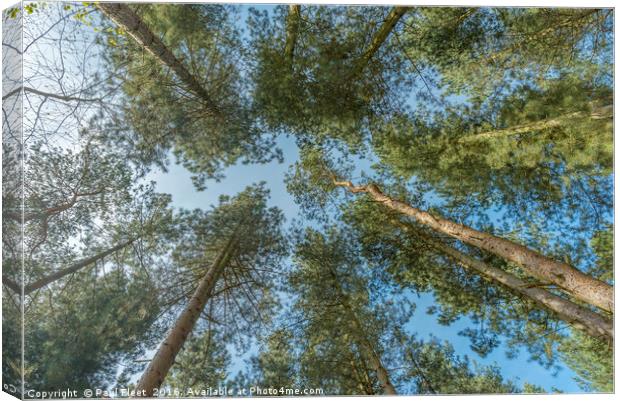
left=97, top=3, right=222, bottom=118
left=352, top=6, right=410, bottom=76
left=334, top=179, right=614, bottom=313
left=284, top=5, right=301, bottom=69
left=395, top=221, right=613, bottom=340
left=135, top=235, right=237, bottom=396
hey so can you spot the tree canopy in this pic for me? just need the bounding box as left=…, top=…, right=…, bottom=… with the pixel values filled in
left=2, top=1, right=614, bottom=397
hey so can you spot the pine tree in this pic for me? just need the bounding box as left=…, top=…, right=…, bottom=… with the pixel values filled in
left=100, top=3, right=281, bottom=189
left=136, top=184, right=286, bottom=395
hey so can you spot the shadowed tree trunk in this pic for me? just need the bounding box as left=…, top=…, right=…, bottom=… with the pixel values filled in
left=2, top=237, right=137, bottom=295
left=284, top=5, right=301, bottom=69
left=333, top=179, right=614, bottom=313
left=135, top=234, right=238, bottom=396
left=349, top=356, right=375, bottom=395
left=352, top=6, right=410, bottom=76
left=394, top=220, right=613, bottom=340
left=459, top=104, right=613, bottom=143
left=342, top=299, right=397, bottom=395
left=97, top=3, right=222, bottom=118
left=328, top=268, right=398, bottom=395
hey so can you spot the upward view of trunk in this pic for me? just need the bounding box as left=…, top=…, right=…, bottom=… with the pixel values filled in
left=97, top=3, right=222, bottom=118
left=334, top=179, right=614, bottom=313
left=135, top=235, right=238, bottom=396
left=284, top=5, right=301, bottom=69
left=395, top=331, right=437, bottom=394
left=328, top=269, right=398, bottom=395
left=458, top=104, right=612, bottom=143
left=349, top=357, right=375, bottom=395
left=342, top=300, right=398, bottom=395
left=2, top=237, right=137, bottom=296
left=352, top=6, right=410, bottom=76
left=394, top=220, right=613, bottom=340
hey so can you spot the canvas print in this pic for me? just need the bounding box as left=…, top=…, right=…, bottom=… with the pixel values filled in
left=1, top=1, right=614, bottom=398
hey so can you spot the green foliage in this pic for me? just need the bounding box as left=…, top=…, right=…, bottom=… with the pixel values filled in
left=554, top=225, right=613, bottom=392
left=371, top=76, right=612, bottom=249
left=342, top=197, right=569, bottom=368
left=589, top=224, right=613, bottom=283
left=249, top=6, right=410, bottom=149
left=559, top=331, right=613, bottom=392
left=399, top=8, right=612, bottom=104
left=9, top=3, right=613, bottom=395
left=24, top=270, right=162, bottom=392
left=104, top=4, right=281, bottom=189
left=286, top=228, right=407, bottom=394
left=397, top=332, right=517, bottom=394
left=241, top=329, right=299, bottom=391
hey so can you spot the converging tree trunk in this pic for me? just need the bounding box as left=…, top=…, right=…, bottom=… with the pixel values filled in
left=97, top=3, right=222, bottom=118
left=352, top=6, right=410, bottom=76
left=394, top=220, right=613, bottom=340
left=328, top=268, right=398, bottom=395
left=333, top=179, right=614, bottom=313
left=349, top=357, right=375, bottom=395
left=135, top=235, right=238, bottom=396
left=342, top=299, right=398, bottom=394
left=2, top=237, right=137, bottom=295
left=284, top=5, right=301, bottom=69
left=458, top=104, right=612, bottom=143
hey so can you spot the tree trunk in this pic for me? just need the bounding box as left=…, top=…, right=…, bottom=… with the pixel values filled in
left=284, top=5, right=301, bottom=69
left=458, top=104, right=612, bottom=143
left=2, top=238, right=137, bottom=296
left=333, top=179, right=614, bottom=313
left=394, top=329, right=437, bottom=394
left=97, top=3, right=222, bottom=118
left=2, top=276, right=20, bottom=293
left=135, top=235, right=237, bottom=396
left=394, top=220, right=613, bottom=340
left=344, top=302, right=398, bottom=395
left=349, top=357, right=374, bottom=395
left=328, top=269, right=398, bottom=395
left=352, top=6, right=410, bottom=76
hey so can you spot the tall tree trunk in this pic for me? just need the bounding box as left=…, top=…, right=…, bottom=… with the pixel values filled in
left=458, top=104, right=612, bottom=143
left=344, top=302, right=398, bottom=395
left=349, top=357, right=374, bottom=395
left=2, top=238, right=137, bottom=295
left=333, top=179, right=614, bottom=313
left=394, top=329, right=437, bottom=394
left=97, top=3, right=222, bottom=118
left=352, top=6, right=410, bottom=76
left=135, top=235, right=238, bottom=396
left=284, top=5, right=301, bottom=69
left=394, top=220, right=613, bottom=340
left=328, top=269, right=398, bottom=395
